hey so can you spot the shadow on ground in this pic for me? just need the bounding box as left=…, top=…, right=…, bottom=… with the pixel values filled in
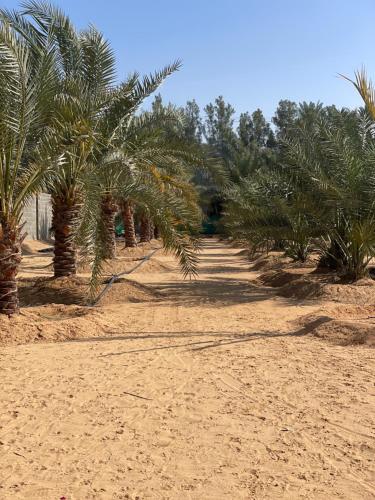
left=146, top=276, right=284, bottom=307
left=64, top=319, right=330, bottom=356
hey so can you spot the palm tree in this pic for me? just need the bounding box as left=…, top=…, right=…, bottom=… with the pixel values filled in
left=139, top=215, right=151, bottom=243
left=2, top=1, right=101, bottom=277
left=72, top=103, right=204, bottom=287
left=224, top=105, right=375, bottom=279
left=0, top=15, right=58, bottom=315
left=77, top=163, right=202, bottom=292
left=342, top=68, right=375, bottom=119
left=284, top=107, right=375, bottom=278
left=120, top=199, right=137, bottom=247
left=12, top=1, right=181, bottom=275
left=5, top=2, right=203, bottom=290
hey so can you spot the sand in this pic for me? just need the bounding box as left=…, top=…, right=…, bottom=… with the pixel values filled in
left=256, top=267, right=375, bottom=305
left=0, top=240, right=374, bottom=499
left=21, top=240, right=53, bottom=256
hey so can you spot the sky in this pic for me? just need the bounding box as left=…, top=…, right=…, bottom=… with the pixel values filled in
left=4, top=0, right=375, bottom=122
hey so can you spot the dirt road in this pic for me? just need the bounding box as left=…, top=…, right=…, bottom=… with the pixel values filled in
left=1, top=240, right=374, bottom=499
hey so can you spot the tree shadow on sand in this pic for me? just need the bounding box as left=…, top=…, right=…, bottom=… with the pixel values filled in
left=146, top=276, right=295, bottom=307
left=61, top=317, right=331, bottom=357
left=198, top=265, right=251, bottom=274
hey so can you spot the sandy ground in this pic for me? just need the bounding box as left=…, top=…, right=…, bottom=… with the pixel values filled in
left=0, top=239, right=374, bottom=499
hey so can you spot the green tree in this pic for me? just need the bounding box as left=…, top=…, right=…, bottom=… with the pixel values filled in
left=183, top=99, right=202, bottom=143
left=203, top=96, right=237, bottom=160
left=272, top=99, right=298, bottom=139
left=251, top=109, right=273, bottom=147
left=237, top=112, right=253, bottom=148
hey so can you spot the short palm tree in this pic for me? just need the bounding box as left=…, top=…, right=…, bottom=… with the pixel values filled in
left=224, top=106, right=375, bottom=279
left=284, top=107, right=375, bottom=278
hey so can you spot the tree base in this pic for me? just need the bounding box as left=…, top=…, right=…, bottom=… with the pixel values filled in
left=0, top=223, right=23, bottom=316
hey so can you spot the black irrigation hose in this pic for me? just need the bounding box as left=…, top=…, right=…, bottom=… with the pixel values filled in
left=92, top=248, right=160, bottom=306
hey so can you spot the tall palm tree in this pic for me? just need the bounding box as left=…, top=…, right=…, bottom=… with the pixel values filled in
left=70, top=101, right=203, bottom=287
left=0, top=16, right=59, bottom=315
left=5, top=2, right=203, bottom=290
left=76, top=160, right=202, bottom=292
left=95, top=103, right=187, bottom=256
left=12, top=1, right=181, bottom=275
left=120, top=199, right=137, bottom=247
left=139, top=211, right=152, bottom=243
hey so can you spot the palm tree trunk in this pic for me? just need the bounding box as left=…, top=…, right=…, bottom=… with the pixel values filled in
left=154, top=225, right=160, bottom=239
left=140, top=214, right=151, bottom=243
left=101, top=194, right=117, bottom=259
left=149, top=220, right=155, bottom=241
left=0, top=221, right=23, bottom=316
left=318, top=240, right=347, bottom=271
left=52, top=194, right=80, bottom=278
left=120, top=200, right=137, bottom=247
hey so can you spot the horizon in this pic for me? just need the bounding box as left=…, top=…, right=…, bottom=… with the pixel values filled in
left=3, top=0, right=375, bottom=121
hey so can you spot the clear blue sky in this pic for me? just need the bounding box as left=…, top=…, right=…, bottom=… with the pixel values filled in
left=5, top=0, right=375, bottom=121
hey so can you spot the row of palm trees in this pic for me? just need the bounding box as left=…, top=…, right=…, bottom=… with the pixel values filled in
left=223, top=74, right=375, bottom=280
left=0, top=2, right=205, bottom=316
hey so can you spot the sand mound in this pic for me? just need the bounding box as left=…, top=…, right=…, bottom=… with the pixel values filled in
left=19, top=276, right=89, bottom=306
left=297, top=303, right=375, bottom=324
left=131, top=258, right=173, bottom=274
left=256, top=269, right=306, bottom=287
left=18, top=275, right=159, bottom=308
left=280, top=276, right=375, bottom=304
left=297, top=307, right=375, bottom=346
left=0, top=305, right=95, bottom=345
left=117, top=240, right=162, bottom=258
left=0, top=305, right=105, bottom=346
left=78, top=257, right=144, bottom=275
left=251, top=252, right=318, bottom=271
left=314, top=320, right=375, bottom=346
left=325, top=303, right=375, bottom=319
left=21, top=240, right=53, bottom=255
left=251, top=253, right=293, bottom=271
left=34, top=304, right=93, bottom=320
left=0, top=278, right=159, bottom=346
left=279, top=277, right=323, bottom=300
left=257, top=268, right=375, bottom=304
left=234, top=248, right=252, bottom=257
left=97, top=278, right=160, bottom=305
left=78, top=255, right=172, bottom=276
left=0, top=276, right=159, bottom=345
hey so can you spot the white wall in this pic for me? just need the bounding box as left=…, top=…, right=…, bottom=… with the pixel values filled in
left=22, top=194, right=52, bottom=241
